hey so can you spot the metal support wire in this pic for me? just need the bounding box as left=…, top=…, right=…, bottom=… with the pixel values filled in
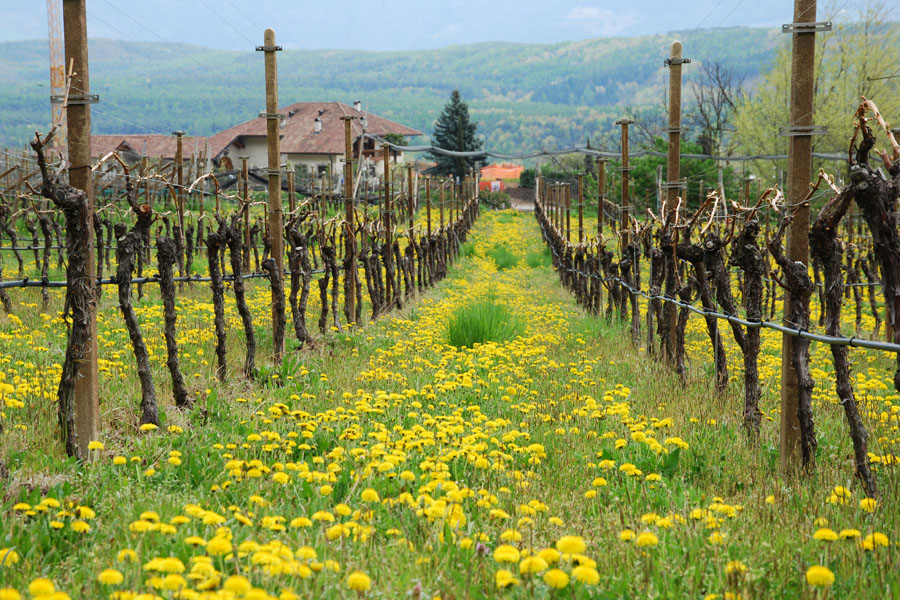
left=537, top=219, right=900, bottom=354
left=0, top=268, right=328, bottom=290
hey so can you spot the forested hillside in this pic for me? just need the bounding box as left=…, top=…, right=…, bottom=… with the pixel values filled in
left=0, top=27, right=778, bottom=154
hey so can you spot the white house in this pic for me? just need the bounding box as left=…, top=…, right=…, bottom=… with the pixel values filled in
left=207, top=101, right=421, bottom=177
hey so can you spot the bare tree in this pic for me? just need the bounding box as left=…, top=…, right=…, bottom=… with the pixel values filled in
left=688, top=61, right=745, bottom=155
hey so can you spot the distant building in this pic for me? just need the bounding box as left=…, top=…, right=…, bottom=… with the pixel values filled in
left=479, top=163, right=523, bottom=192
left=90, top=134, right=208, bottom=164
left=208, top=101, right=421, bottom=176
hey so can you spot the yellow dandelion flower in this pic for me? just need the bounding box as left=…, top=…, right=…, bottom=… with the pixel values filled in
left=223, top=575, right=252, bottom=595
left=0, top=549, right=20, bottom=566
left=346, top=571, right=371, bottom=592
left=805, top=565, right=834, bottom=587
left=0, top=587, right=21, bottom=600
left=97, top=569, right=124, bottom=585
left=555, top=535, right=586, bottom=555
left=572, top=565, right=600, bottom=584
left=28, top=578, right=55, bottom=596
left=859, top=498, right=877, bottom=512
left=518, top=556, right=548, bottom=574
left=813, top=528, right=838, bottom=541
left=493, top=545, right=520, bottom=563
left=495, top=569, right=519, bottom=589
left=543, top=568, right=569, bottom=589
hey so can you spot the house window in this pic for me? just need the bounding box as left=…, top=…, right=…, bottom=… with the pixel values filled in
left=317, top=165, right=328, bottom=176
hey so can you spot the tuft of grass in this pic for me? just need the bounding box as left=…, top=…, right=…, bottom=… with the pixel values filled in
left=445, top=293, right=523, bottom=348
left=525, top=246, right=552, bottom=268
left=486, top=243, right=519, bottom=270
left=461, top=241, right=477, bottom=258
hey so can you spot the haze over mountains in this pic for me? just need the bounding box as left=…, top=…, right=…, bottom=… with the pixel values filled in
left=0, top=27, right=781, bottom=154
left=0, top=1, right=804, bottom=51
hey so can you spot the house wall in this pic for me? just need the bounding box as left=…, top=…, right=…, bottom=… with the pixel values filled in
left=222, top=137, right=270, bottom=169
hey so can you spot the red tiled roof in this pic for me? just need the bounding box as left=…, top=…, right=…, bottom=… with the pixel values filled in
left=208, top=102, right=422, bottom=158
left=91, top=134, right=209, bottom=160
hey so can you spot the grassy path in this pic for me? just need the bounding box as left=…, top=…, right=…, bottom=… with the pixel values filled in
left=1, top=209, right=897, bottom=599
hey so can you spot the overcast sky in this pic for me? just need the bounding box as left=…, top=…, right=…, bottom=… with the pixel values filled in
left=0, top=0, right=884, bottom=51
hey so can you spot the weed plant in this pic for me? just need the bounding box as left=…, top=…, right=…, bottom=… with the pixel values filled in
left=445, top=292, right=523, bottom=348
left=486, top=243, right=519, bottom=270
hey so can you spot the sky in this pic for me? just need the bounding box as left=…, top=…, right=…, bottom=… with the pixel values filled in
left=0, top=0, right=884, bottom=51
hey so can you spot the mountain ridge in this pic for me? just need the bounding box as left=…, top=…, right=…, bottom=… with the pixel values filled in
left=1, top=28, right=781, bottom=154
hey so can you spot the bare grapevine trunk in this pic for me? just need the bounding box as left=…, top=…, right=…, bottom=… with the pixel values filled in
left=810, top=188, right=876, bottom=497
left=226, top=217, right=255, bottom=378
left=206, top=229, right=227, bottom=381
left=157, top=236, right=189, bottom=408
left=114, top=223, right=158, bottom=425
left=769, top=216, right=817, bottom=470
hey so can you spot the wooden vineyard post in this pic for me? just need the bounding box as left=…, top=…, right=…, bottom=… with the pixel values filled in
left=382, top=145, right=393, bottom=306
left=597, top=159, right=606, bottom=237
left=780, top=0, right=822, bottom=474
left=241, top=156, right=250, bottom=272
left=288, top=169, right=295, bottom=214
left=552, top=184, right=558, bottom=233
left=665, top=41, right=686, bottom=218
left=173, top=130, right=186, bottom=281
left=63, top=0, right=98, bottom=459
left=664, top=41, right=687, bottom=358
left=407, top=165, right=414, bottom=235
left=425, top=176, right=432, bottom=237
left=341, top=116, right=357, bottom=324
left=259, top=28, right=285, bottom=359
left=565, top=182, right=571, bottom=243
left=578, top=174, right=584, bottom=244
left=616, top=119, right=633, bottom=248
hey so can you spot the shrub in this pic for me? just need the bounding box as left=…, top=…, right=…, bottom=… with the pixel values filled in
left=519, top=167, right=536, bottom=189
left=445, top=294, right=523, bottom=348
left=480, top=191, right=511, bottom=210
left=486, top=244, right=519, bottom=270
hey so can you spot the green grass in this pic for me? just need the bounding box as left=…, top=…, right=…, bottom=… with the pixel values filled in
left=486, top=243, right=519, bottom=270
left=0, top=210, right=898, bottom=599
left=445, top=293, right=523, bottom=348
left=525, top=246, right=552, bottom=268
left=461, top=241, right=477, bottom=258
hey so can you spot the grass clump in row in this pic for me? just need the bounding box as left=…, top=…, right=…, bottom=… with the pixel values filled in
left=526, top=247, right=552, bottom=268
left=445, top=293, right=523, bottom=348
left=486, top=243, right=519, bottom=270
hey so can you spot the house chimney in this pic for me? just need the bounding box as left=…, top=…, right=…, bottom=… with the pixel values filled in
left=353, top=100, right=361, bottom=112
left=314, top=117, right=322, bottom=134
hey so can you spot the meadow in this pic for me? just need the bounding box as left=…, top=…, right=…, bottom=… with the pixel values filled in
left=0, top=209, right=897, bottom=599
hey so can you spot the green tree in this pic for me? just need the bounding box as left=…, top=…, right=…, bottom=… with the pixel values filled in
left=733, top=1, right=900, bottom=184
left=428, top=89, right=484, bottom=179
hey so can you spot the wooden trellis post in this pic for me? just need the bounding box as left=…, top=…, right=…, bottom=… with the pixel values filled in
left=780, top=0, right=825, bottom=473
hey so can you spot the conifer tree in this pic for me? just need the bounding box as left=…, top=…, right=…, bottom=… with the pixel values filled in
left=429, top=89, right=484, bottom=179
